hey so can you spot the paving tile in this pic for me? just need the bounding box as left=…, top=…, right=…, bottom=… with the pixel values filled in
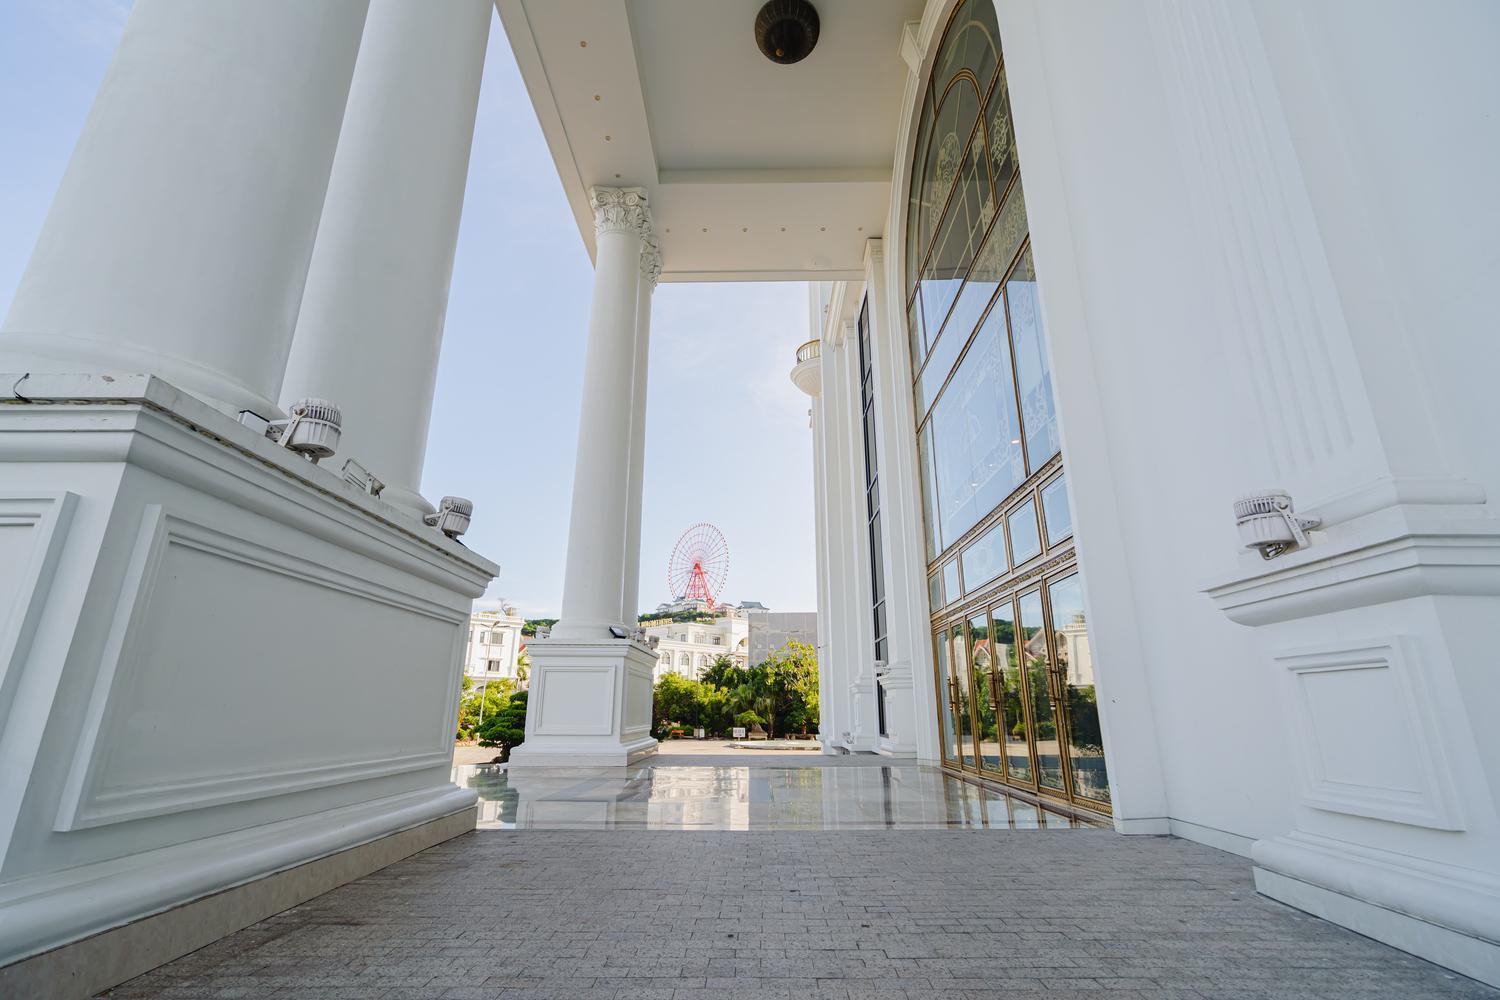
left=99, top=806, right=1496, bottom=1000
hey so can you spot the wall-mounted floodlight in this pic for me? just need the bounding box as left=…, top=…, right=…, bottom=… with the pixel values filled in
left=1235, top=490, right=1320, bottom=560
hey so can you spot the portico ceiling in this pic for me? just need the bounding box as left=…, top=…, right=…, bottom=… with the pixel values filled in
left=496, top=0, right=922, bottom=281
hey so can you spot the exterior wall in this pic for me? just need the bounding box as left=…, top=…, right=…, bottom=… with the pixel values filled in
left=801, top=0, right=1499, bottom=979
left=643, top=613, right=749, bottom=680
left=746, top=611, right=819, bottom=664
left=461, top=609, right=525, bottom=683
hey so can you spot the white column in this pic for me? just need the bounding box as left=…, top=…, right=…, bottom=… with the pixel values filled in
left=864, top=240, right=921, bottom=756
left=0, top=0, right=370, bottom=416
left=553, top=188, right=650, bottom=641
left=279, top=0, right=491, bottom=515
left=620, top=240, right=660, bottom=624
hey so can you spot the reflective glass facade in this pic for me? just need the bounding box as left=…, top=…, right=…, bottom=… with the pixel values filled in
left=908, top=0, right=1108, bottom=812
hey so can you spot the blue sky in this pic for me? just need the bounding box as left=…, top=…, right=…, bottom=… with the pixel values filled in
left=0, top=1, right=816, bottom=617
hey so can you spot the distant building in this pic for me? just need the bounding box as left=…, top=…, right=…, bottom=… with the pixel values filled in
left=747, top=611, right=819, bottom=665
left=642, top=609, right=749, bottom=680
left=462, top=606, right=525, bottom=684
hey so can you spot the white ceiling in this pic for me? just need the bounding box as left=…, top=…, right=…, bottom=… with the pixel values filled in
left=496, top=0, right=923, bottom=281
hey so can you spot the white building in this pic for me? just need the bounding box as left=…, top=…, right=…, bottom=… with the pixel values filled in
left=0, top=0, right=1497, bottom=992
left=746, top=610, right=819, bottom=665
left=643, top=612, right=749, bottom=680
left=462, top=607, right=526, bottom=683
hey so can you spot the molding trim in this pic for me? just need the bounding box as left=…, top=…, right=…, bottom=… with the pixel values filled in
left=1253, top=830, right=1500, bottom=984
left=0, top=786, right=475, bottom=972
left=54, top=505, right=459, bottom=831
left=1273, top=636, right=1463, bottom=831
left=0, top=493, right=77, bottom=716
left=1205, top=514, right=1500, bottom=627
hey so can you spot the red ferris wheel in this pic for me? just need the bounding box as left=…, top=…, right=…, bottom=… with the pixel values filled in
left=667, top=523, right=729, bottom=610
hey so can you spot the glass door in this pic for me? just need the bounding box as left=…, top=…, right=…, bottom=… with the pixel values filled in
left=967, top=610, right=1004, bottom=776
left=949, top=621, right=977, bottom=770
left=1047, top=574, right=1111, bottom=807
left=1017, top=588, right=1065, bottom=794
left=989, top=599, right=1035, bottom=790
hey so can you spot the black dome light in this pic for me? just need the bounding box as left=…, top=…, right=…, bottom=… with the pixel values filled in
left=755, top=0, right=820, bottom=65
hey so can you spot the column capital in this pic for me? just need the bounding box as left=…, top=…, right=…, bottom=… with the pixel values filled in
left=640, top=236, right=662, bottom=289
left=589, top=186, right=652, bottom=241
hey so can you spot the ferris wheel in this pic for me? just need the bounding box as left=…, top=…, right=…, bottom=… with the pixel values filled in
left=667, top=523, right=729, bottom=610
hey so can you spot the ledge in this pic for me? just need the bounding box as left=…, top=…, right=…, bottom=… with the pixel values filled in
left=0, top=372, right=497, bottom=590
left=1202, top=500, right=1500, bottom=627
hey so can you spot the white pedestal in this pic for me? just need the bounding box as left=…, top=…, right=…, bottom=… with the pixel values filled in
left=875, top=665, right=919, bottom=757
left=1207, top=493, right=1500, bottom=988
left=0, top=374, right=496, bottom=974
left=507, top=639, right=658, bottom=767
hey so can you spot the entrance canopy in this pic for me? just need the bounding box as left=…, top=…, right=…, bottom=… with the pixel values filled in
left=496, top=0, right=922, bottom=281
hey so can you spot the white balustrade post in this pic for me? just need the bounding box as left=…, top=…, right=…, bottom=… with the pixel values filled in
left=279, top=0, right=492, bottom=515
left=0, top=0, right=371, bottom=416
left=552, top=188, right=650, bottom=641
left=620, top=240, right=660, bottom=625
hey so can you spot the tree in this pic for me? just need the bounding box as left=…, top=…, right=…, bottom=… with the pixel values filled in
left=477, top=690, right=528, bottom=761
left=700, top=654, right=746, bottom=693
left=759, top=640, right=819, bottom=737
left=648, top=641, right=819, bottom=740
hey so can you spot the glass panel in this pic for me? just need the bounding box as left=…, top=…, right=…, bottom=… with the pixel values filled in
left=934, top=632, right=957, bottom=763
left=1008, top=499, right=1042, bottom=565
left=917, top=114, right=988, bottom=350
left=1050, top=575, right=1109, bottom=804
left=915, top=78, right=981, bottom=300
left=917, top=423, right=940, bottom=561
left=927, top=307, right=1025, bottom=550
left=950, top=621, right=975, bottom=768
left=928, top=570, right=943, bottom=611
left=1007, top=248, right=1060, bottom=470
left=931, top=0, right=1001, bottom=98
left=968, top=611, right=1001, bottom=773
left=960, top=521, right=1006, bottom=594
left=942, top=559, right=961, bottom=607
left=1019, top=589, right=1063, bottom=791
left=991, top=602, right=1032, bottom=785
left=1041, top=474, right=1072, bottom=545
left=985, top=65, right=1018, bottom=209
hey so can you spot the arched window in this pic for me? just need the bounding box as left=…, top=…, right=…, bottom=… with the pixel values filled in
left=679, top=652, right=690, bottom=667
left=905, top=0, right=1057, bottom=567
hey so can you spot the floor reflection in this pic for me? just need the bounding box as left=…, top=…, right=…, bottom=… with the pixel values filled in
left=452, top=762, right=1097, bottom=831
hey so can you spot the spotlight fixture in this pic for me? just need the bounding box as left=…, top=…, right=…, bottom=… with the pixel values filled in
left=755, top=0, right=820, bottom=65
left=268, top=398, right=341, bottom=464
left=424, top=495, right=473, bottom=539
left=1234, top=490, right=1320, bottom=560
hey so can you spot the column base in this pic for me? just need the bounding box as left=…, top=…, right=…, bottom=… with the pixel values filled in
left=875, top=665, right=920, bottom=756
left=507, top=639, right=658, bottom=768
left=0, top=374, right=497, bottom=977
left=1253, top=833, right=1500, bottom=989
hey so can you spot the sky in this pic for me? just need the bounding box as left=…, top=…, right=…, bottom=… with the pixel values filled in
left=0, top=1, right=817, bottom=619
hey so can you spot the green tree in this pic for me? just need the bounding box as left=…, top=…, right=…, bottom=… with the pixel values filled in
left=477, top=690, right=528, bottom=760
left=457, top=677, right=515, bottom=737
left=700, top=655, right=746, bottom=693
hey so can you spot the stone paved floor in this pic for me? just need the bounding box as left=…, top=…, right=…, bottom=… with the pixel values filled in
left=103, top=826, right=1496, bottom=999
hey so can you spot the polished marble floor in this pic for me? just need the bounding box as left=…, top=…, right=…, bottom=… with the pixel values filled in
left=452, top=758, right=1095, bottom=831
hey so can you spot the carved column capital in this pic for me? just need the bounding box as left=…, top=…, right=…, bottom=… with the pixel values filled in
left=639, top=235, right=662, bottom=289
left=589, top=186, right=651, bottom=241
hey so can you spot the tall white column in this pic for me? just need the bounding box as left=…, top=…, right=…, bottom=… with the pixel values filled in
left=0, top=0, right=370, bottom=416
left=553, top=188, right=650, bottom=641
left=620, top=239, right=660, bottom=625
left=279, top=0, right=491, bottom=515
